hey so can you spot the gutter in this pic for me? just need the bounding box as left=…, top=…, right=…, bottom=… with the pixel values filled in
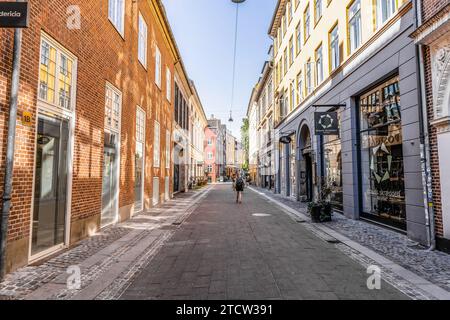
left=0, top=6, right=23, bottom=279
left=414, top=0, right=436, bottom=250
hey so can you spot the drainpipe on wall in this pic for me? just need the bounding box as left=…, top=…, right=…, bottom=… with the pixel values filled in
left=415, top=0, right=436, bottom=250
left=0, top=23, right=24, bottom=280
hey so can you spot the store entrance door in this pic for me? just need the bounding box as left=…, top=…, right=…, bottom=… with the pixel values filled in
left=31, top=115, right=70, bottom=257
left=298, top=124, right=313, bottom=202
left=101, top=132, right=118, bottom=227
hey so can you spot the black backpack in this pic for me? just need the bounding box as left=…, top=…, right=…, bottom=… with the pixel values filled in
left=235, top=177, right=244, bottom=190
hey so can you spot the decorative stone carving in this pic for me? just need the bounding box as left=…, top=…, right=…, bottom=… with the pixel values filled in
left=431, top=40, right=450, bottom=121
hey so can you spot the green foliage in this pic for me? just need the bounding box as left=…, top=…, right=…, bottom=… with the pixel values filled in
left=307, top=182, right=333, bottom=222
left=240, top=118, right=249, bottom=170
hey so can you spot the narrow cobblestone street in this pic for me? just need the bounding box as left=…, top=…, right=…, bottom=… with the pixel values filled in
left=2, top=0, right=450, bottom=310
left=4, top=184, right=444, bottom=300
left=119, top=184, right=408, bottom=300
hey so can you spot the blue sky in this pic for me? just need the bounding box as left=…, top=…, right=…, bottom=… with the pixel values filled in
left=162, top=0, right=277, bottom=139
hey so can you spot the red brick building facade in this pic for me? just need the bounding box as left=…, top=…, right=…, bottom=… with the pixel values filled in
left=204, top=127, right=218, bottom=183
left=413, top=0, right=450, bottom=252
left=0, top=0, right=189, bottom=273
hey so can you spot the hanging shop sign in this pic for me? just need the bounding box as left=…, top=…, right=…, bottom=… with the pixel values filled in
left=314, top=112, right=339, bottom=135
left=279, top=136, right=292, bottom=144
left=0, top=2, right=29, bottom=28
left=279, top=130, right=295, bottom=144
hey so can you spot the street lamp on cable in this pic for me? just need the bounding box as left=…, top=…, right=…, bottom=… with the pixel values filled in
left=229, top=0, right=246, bottom=123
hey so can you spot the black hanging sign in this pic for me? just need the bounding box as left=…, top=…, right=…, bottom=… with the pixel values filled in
left=279, top=136, right=292, bottom=144
left=314, top=112, right=339, bottom=135
left=0, top=2, right=29, bottom=28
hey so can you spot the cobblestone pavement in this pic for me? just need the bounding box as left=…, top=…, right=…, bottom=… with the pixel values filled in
left=120, top=184, right=408, bottom=300
left=0, top=186, right=211, bottom=300
left=2, top=184, right=446, bottom=300
left=253, top=186, right=450, bottom=294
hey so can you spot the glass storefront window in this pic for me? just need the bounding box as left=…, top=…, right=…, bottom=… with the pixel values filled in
left=290, top=136, right=297, bottom=198
left=32, top=116, right=69, bottom=256
left=359, top=77, right=406, bottom=229
left=323, top=136, right=342, bottom=210
left=280, top=144, right=286, bottom=194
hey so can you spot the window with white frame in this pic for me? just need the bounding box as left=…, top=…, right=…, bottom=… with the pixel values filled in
left=306, top=61, right=313, bottom=94
left=315, top=45, right=323, bottom=85
left=296, top=22, right=302, bottom=54
left=279, top=95, right=285, bottom=119
left=208, top=152, right=213, bottom=160
left=304, top=5, right=310, bottom=41
left=154, top=121, right=160, bottom=167
left=330, top=25, right=339, bottom=71
left=108, top=0, right=125, bottom=36
left=288, top=1, right=293, bottom=21
left=155, top=45, right=162, bottom=88
left=289, top=37, right=294, bottom=65
left=377, top=0, right=397, bottom=27
left=105, top=83, right=122, bottom=132
left=136, top=107, right=145, bottom=143
left=166, top=130, right=171, bottom=169
left=208, top=165, right=213, bottom=173
left=138, top=13, right=148, bottom=68
left=262, top=90, right=267, bottom=115
left=39, top=37, right=76, bottom=111
left=283, top=93, right=289, bottom=118
left=166, top=67, right=171, bottom=101
left=290, top=80, right=296, bottom=110
left=348, top=0, right=362, bottom=54
left=297, top=72, right=303, bottom=103
left=283, top=48, right=288, bottom=75
left=314, top=0, right=322, bottom=24
left=267, top=76, right=273, bottom=105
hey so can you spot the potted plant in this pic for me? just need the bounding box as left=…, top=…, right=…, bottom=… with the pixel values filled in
left=307, top=183, right=333, bottom=223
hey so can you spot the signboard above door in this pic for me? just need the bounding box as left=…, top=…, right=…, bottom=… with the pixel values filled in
left=0, top=2, right=29, bottom=28
left=314, top=112, right=339, bottom=136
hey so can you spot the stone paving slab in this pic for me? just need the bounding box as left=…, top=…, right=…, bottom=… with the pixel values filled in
left=0, top=186, right=211, bottom=300
left=120, top=184, right=409, bottom=300
left=252, top=186, right=450, bottom=300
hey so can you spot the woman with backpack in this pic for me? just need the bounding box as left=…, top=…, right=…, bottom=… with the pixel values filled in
left=233, top=172, right=245, bottom=204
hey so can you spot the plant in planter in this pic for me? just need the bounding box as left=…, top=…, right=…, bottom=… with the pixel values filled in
left=307, top=184, right=333, bottom=223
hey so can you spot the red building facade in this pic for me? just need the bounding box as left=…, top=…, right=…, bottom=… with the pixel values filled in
left=204, top=127, right=217, bottom=183
left=413, top=0, right=450, bottom=252
left=0, top=0, right=183, bottom=273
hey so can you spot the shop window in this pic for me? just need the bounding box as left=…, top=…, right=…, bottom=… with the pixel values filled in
left=280, top=144, right=286, bottom=194
left=322, top=112, right=342, bottom=210
left=359, top=77, right=405, bottom=229
left=290, top=137, right=297, bottom=198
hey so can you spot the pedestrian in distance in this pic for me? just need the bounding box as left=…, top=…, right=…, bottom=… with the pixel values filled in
left=233, top=172, right=245, bottom=204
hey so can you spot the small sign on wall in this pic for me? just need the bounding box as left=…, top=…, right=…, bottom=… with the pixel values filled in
left=0, top=2, right=29, bottom=28
left=21, top=111, right=32, bottom=126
